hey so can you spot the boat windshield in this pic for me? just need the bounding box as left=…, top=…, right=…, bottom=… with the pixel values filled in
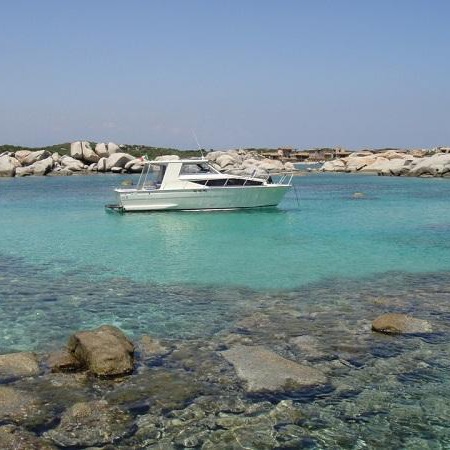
left=180, top=163, right=215, bottom=174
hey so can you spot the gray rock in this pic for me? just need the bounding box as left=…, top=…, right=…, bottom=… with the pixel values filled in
left=107, top=142, right=120, bottom=154
left=258, top=159, right=284, bottom=172
left=95, top=142, right=109, bottom=158
left=13, top=150, right=32, bottom=163
left=15, top=166, right=34, bottom=177
left=29, top=156, right=54, bottom=176
left=81, top=141, right=100, bottom=163
left=22, top=150, right=51, bottom=166
left=106, top=152, right=134, bottom=170
left=372, top=313, right=432, bottom=334
left=321, top=159, right=346, bottom=172
left=70, top=141, right=83, bottom=159
left=0, top=352, right=40, bottom=381
left=216, top=154, right=236, bottom=169
left=221, top=345, right=327, bottom=392
left=44, top=400, right=133, bottom=447
left=345, top=155, right=378, bottom=172
left=60, top=155, right=85, bottom=171
left=53, top=168, right=73, bottom=176
left=409, top=153, right=450, bottom=177
left=67, top=325, right=134, bottom=376
left=125, top=158, right=145, bottom=172
left=0, top=155, right=18, bottom=177
left=97, top=157, right=107, bottom=172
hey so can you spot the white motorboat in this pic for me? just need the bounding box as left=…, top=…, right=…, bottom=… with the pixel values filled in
left=107, top=158, right=292, bottom=212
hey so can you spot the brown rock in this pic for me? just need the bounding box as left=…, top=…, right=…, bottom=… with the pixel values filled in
left=372, top=313, right=432, bottom=334
left=0, top=352, right=40, bottom=380
left=67, top=325, right=134, bottom=376
left=47, top=349, right=82, bottom=373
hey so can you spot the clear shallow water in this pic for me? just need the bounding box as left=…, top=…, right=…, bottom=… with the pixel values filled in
left=1, top=173, right=450, bottom=350
left=1, top=172, right=450, bottom=447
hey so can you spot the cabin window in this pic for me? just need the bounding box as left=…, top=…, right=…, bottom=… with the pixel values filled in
left=156, top=165, right=166, bottom=183
left=194, top=178, right=263, bottom=187
left=180, top=163, right=212, bottom=174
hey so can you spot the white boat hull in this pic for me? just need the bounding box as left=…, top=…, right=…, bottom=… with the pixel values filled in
left=115, top=185, right=290, bottom=211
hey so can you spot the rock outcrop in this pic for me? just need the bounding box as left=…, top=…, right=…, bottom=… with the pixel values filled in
left=0, top=144, right=295, bottom=177
left=207, top=149, right=295, bottom=176
left=321, top=150, right=450, bottom=177
left=67, top=325, right=134, bottom=376
left=70, top=141, right=99, bottom=163
left=105, top=152, right=135, bottom=171
left=0, top=155, right=18, bottom=177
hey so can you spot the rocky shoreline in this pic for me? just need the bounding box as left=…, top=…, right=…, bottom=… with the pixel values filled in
left=0, top=311, right=435, bottom=449
left=0, top=141, right=295, bottom=178
left=320, top=149, right=450, bottom=177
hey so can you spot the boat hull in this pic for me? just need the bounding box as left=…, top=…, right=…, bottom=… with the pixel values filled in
left=115, top=185, right=290, bottom=211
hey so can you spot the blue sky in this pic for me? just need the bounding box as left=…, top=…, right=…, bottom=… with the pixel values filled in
left=1, top=0, right=449, bottom=149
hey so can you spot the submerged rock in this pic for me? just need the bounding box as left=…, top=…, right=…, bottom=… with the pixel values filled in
left=372, top=313, right=432, bottom=334
left=0, top=386, right=41, bottom=424
left=67, top=325, right=134, bottom=376
left=0, top=425, right=57, bottom=450
left=138, top=335, right=170, bottom=358
left=44, top=400, right=133, bottom=447
left=221, top=345, right=327, bottom=392
left=0, top=352, right=40, bottom=381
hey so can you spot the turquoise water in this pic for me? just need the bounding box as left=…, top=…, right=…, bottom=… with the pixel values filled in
left=1, top=173, right=450, bottom=291
left=1, top=172, right=450, bottom=447
left=1, top=173, right=450, bottom=351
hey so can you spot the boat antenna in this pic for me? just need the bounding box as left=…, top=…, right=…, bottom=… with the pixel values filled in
left=192, top=130, right=205, bottom=159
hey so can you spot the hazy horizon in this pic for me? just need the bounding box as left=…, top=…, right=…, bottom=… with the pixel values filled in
left=2, top=1, right=449, bottom=150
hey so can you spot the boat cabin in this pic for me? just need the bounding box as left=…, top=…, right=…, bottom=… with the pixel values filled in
left=137, top=159, right=267, bottom=191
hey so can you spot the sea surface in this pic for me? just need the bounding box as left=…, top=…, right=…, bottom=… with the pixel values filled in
left=0, top=172, right=449, bottom=447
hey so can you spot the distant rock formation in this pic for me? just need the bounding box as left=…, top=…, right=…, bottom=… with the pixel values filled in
left=320, top=150, right=450, bottom=177
left=207, top=149, right=295, bottom=176
left=0, top=142, right=298, bottom=178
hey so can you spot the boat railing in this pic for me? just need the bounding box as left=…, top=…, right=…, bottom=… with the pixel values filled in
left=276, top=172, right=294, bottom=185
